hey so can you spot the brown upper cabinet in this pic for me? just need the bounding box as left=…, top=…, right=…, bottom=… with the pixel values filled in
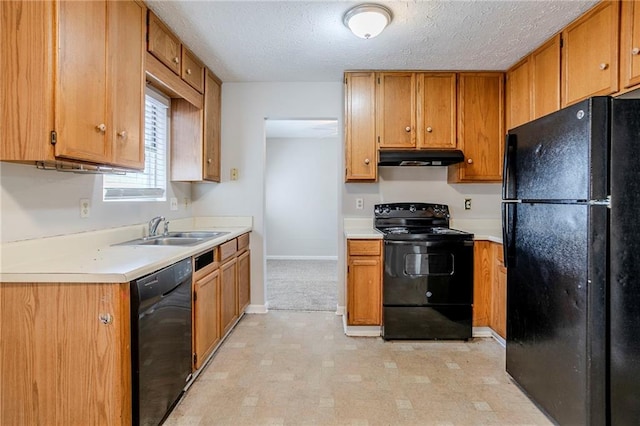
left=147, top=11, right=205, bottom=94
left=506, top=34, right=561, bottom=130
left=562, top=1, right=620, bottom=107
left=620, top=0, right=640, bottom=89
left=170, top=71, right=222, bottom=182
left=416, top=73, right=457, bottom=149
left=376, top=72, right=417, bottom=148
left=448, top=73, right=505, bottom=183
left=531, top=35, right=562, bottom=120
left=506, top=58, right=531, bottom=130
left=345, top=72, right=377, bottom=182
left=1, top=0, right=146, bottom=170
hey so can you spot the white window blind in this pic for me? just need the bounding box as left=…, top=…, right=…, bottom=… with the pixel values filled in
left=103, top=89, right=168, bottom=201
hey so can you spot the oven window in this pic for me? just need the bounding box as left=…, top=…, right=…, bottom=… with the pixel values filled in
left=404, top=253, right=454, bottom=276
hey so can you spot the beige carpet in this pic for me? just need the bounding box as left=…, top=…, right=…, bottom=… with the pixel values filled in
left=266, top=259, right=337, bottom=311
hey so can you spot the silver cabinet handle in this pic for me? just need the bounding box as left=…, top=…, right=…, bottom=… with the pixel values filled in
left=599, top=63, right=609, bottom=70
left=96, top=123, right=106, bottom=133
left=173, top=56, right=180, bottom=64
left=467, top=158, right=473, bottom=164
left=633, top=48, right=640, bottom=56
left=405, top=126, right=411, bottom=132
left=117, top=130, right=127, bottom=139
left=364, top=158, right=370, bottom=165
left=426, top=126, right=433, bottom=133
left=207, top=158, right=212, bottom=164
left=99, top=313, right=113, bottom=325
left=186, top=68, right=192, bottom=75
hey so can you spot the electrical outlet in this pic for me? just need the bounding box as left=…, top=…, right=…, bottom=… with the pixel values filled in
left=230, top=168, right=239, bottom=180
left=356, top=198, right=364, bottom=210
left=464, top=198, right=472, bottom=210
left=80, top=198, right=91, bottom=218
left=170, top=197, right=178, bottom=211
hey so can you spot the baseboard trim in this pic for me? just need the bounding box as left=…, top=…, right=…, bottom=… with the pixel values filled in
left=335, top=305, right=345, bottom=316
left=266, top=255, right=338, bottom=261
left=473, top=326, right=506, bottom=347
left=245, top=304, right=268, bottom=314
left=342, top=315, right=382, bottom=337
left=472, top=326, right=493, bottom=338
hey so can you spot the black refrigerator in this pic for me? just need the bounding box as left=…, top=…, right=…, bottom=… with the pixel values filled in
left=502, top=96, right=640, bottom=425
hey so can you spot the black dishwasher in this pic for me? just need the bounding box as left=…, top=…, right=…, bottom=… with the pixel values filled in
left=131, top=258, right=192, bottom=426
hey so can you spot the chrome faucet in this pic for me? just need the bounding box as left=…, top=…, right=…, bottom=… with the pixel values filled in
left=148, top=216, right=165, bottom=237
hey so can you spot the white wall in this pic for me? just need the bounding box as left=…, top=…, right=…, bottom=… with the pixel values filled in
left=191, top=82, right=345, bottom=311
left=344, top=167, right=501, bottom=219
left=0, top=162, right=192, bottom=243
left=265, top=137, right=338, bottom=259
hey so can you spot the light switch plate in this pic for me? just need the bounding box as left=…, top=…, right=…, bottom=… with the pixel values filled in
left=170, top=197, right=178, bottom=211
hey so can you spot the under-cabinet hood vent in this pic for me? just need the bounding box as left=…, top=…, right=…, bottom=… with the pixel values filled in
left=378, top=150, right=464, bottom=166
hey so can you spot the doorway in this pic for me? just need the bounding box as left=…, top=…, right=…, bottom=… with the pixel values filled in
left=264, top=119, right=339, bottom=311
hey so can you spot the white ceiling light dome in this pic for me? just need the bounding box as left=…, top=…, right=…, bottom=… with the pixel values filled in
left=343, top=4, right=393, bottom=39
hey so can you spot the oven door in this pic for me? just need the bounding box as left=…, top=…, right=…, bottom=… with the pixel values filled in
left=383, top=239, right=473, bottom=306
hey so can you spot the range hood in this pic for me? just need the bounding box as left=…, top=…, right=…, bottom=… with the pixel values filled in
left=378, top=150, right=464, bottom=166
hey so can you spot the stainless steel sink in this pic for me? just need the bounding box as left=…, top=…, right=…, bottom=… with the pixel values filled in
left=114, top=231, right=229, bottom=247
left=166, top=231, right=228, bottom=239
left=135, top=237, right=203, bottom=246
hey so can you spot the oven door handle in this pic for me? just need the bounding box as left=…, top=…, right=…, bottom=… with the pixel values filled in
left=385, top=240, right=474, bottom=248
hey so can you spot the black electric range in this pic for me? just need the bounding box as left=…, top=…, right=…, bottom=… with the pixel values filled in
left=374, top=203, right=474, bottom=340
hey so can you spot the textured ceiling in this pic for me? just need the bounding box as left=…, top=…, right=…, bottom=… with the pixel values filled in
left=147, top=1, right=598, bottom=83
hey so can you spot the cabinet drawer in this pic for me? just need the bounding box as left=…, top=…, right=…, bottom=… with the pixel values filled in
left=348, top=239, right=381, bottom=256
left=219, top=239, right=238, bottom=261
left=237, top=233, right=250, bottom=251
left=181, top=48, right=205, bottom=92
left=147, top=11, right=181, bottom=75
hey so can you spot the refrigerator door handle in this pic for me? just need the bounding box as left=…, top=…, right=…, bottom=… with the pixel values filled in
left=503, top=133, right=517, bottom=200
left=502, top=202, right=515, bottom=269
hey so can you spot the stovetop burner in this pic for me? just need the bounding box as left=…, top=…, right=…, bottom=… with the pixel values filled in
left=374, top=203, right=473, bottom=241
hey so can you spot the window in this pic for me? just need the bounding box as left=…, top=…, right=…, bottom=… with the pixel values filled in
left=103, top=88, right=169, bottom=201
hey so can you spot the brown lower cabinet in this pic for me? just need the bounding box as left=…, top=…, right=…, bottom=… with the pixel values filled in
left=346, top=239, right=382, bottom=326
left=193, top=255, right=221, bottom=370
left=472, top=241, right=506, bottom=339
left=0, top=282, right=132, bottom=425
left=220, top=256, right=239, bottom=337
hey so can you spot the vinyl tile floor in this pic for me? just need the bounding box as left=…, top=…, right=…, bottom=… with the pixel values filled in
left=165, top=311, right=552, bottom=426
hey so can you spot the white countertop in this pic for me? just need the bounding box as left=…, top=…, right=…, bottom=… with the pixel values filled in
left=344, top=217, right=502, bottom=244
left=0, top=217, right=252, bottom=283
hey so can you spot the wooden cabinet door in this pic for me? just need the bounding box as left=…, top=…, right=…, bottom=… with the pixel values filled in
left=345, top=72, right=378, bottom=182
left=1, top=0, right=56, bottom=162
left=181, top=48, right=205, bottom=93
left=237, top=250, right=251, bottom=314
left=377, top=72, right=416, bottom=148
left=531, top=35, right=561, bottom=120
left=109, top=0, right=145, bottom=169
left=620, top=0, right=640, bottom=89
left=416, top=73, right=457, bottom=149
left=1, top=282, right=131, bottom=426
left=452, top=73, right=505, bottom=182
left=194, top=268, right=220, bottom=370
left=562, top=1, right=620, bottom=106
left=203, top=70, right=221, bottom=182
left=55, top=1, right=110, bottom=164
left=472, top=241, right=493, bottom=327
left=491, top=244, right=507, bottom=339
left=220, top=257, right=238, bottom=336
left=147, top=11, right=181, bottom=75
left=506, top=58, right=531, bottom=130
left=347, top=257, right=381, bottom=325
left=345, top=72, right=377, bottom=181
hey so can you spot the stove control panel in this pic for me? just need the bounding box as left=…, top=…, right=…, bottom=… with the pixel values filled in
left=374, top=203, right=450, bottom=219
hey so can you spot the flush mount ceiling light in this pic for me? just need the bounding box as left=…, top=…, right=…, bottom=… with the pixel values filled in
left=343, top=4, right=392, bottom=39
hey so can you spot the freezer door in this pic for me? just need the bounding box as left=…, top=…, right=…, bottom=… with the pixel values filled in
left=504, top=97, right=608, bottom=201
left=610, top=98, right=640, bottom=424
left=506, top=203, right=607, bottom=426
